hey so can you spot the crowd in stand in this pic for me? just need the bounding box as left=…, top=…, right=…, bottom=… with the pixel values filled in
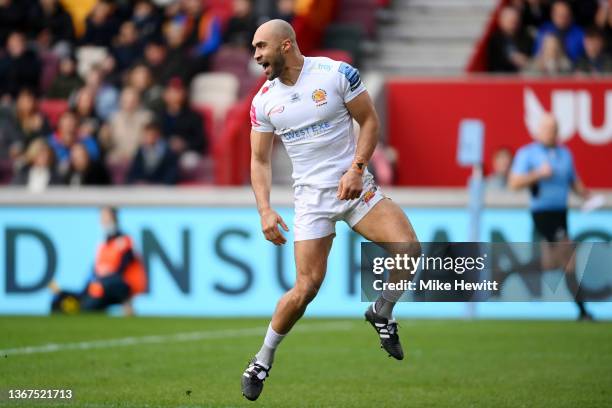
left=0, top=0, right=295, bottom=190
left=487, top=0, right=612, bottom=75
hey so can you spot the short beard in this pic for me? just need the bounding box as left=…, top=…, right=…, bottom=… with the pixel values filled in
left=268, top=47, right=286, bottom=80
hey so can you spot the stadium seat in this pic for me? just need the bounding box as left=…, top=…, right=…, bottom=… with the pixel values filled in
left=323, top=24, right=365, bottom=66
left=190, top=72, right=239, bottom=122
left=211, top=46, right=258, bottom=97
left=336, top=0, right=379, bottom=37
left=39, top=99, right=69, bottom=128
left=40, top=52, right=60, bottom=94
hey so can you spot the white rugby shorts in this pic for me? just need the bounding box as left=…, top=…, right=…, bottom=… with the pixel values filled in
left=293, top=174, right=385, bottom=241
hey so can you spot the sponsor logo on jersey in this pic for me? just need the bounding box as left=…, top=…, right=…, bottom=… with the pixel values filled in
left=338, top=62, right=362, bottom=92
left=290, top=93, right=300, bottom=103
left=312, top=89, right=328, bottom=106
left=268, top=105, right=285, bottom=116
left=317, top=63, right=331, bottom=72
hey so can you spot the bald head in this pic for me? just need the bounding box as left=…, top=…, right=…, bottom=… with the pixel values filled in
left=254, top=19, right=296, bottom=45
left=252, top=19, right=301, bottom=81
left=537, top=113, right=559, bottom=146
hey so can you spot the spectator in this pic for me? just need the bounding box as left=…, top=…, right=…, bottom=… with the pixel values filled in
left=534, top=1, right=584, bottom=62
left=127, top=63, right=163, bottom=112
left=142, top=40, right=174, bottom=85
left=156, top=77, right=207, bottom=162
left=111, top=21, right=143, bottom=74
left=77, top=118, right=102, bottom=161
left=48, top=110, right=98, bottom=170
left=0, top=104, right=21, bottom=163
left=65, top=143, right=110, bottom=186
left=178, top=0, right=222, bottom=57
left=83, top=65, right=119, bottom=121
left=224, top=0, right=259, bottom=49
left=0, top=32, right=42, bottom=98
left=511, top=0, right=550, bottom=36
left=27, top=0, right=76, bottom=46
left=12, top=138, right=63, bottom=191
left=11, top=88, right=52, bottom=157
left=72, top=87, right=102, bottom=134
left=0, top=0, right=29, bottom=45
left=487, top=6, right=533, bottom=72
left=79, top=206, right=147, bottom=315
left=127, top=121, right=178, bottom=185
left=575, top=27, right=612, bottom=74
left=132, top=0, right=162, bottom=46
left=595, top=1, right=612, bottom=56
left=162, top=21, right=197, bottom=82
left=46, top=55, right=84, bottom=99
left=524, top=34, right=573, bottom=76
left=81, top=0, right=120, bottom=46
left=105, top=86, right=153, bottom=165
left=271, top=0, right=296, bottom=22
left=486, top=147, right=513, bottom=190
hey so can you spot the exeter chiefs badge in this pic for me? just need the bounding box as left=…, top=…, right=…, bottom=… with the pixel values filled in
left=312, top=89, right=327, bottom=107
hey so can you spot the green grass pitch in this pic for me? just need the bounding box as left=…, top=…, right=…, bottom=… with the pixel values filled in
left=1, top=316, right=611, bottom=407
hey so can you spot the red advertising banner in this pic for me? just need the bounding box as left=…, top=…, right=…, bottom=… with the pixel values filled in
left=387, top=78, right=612, bottom=187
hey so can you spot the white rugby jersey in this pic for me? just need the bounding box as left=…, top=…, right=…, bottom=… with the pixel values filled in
left=250, top=56, right=367, bottom=188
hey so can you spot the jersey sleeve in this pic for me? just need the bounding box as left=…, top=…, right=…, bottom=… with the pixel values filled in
left=337, top=62, right=366, bottom=103
left=250, top=96, right=274, bottom=133
left=511, top=147, right=531, bottom=175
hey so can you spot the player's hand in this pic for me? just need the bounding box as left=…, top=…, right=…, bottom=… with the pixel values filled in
left=536, top=163, right=553, bottom=179
left=260, top=208, right=289, bottom=245
left=337, top=170, right=363, bottom=200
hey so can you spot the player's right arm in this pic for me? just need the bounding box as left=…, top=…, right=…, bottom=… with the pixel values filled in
left=250, top=129, right=289, bottom=245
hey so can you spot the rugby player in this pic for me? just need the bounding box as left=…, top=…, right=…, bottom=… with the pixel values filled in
left=241, top=19, right=420, bottom=401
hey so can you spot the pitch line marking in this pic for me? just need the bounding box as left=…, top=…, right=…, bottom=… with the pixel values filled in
left=0, top=321, right=354, bottom=356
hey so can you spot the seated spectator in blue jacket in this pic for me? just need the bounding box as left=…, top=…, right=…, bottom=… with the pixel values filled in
left=127, top=121, right=178, bottom=185
left=534, top=1, right=584, bottom=62
left=48, top=111, right=99, bottom=169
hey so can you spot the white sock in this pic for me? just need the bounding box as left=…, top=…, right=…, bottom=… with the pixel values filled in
left=255, top=323, right=285, bottom=367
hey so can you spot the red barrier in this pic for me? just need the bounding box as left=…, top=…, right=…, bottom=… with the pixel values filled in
left=387, top=77, right=612, bottom=188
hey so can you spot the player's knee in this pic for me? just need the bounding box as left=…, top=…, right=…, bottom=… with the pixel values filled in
left=293, top=279, right=321, bottom=307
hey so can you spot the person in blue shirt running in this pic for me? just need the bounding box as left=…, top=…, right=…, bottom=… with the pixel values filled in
left=509, top=113, right=593, bottom=320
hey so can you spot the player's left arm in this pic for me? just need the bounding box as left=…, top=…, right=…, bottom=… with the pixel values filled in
left=337, top=91, right=380, bottom=200
left=568, top=151, right=590, bottom=200
left=571, top=178, right=590, bottom=200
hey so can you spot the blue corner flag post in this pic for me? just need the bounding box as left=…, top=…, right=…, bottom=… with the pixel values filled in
left=457, top=119, right=485, bottom=316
